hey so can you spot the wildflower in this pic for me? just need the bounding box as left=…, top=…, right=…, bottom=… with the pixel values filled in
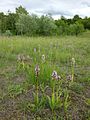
left=17, top=54, right=21, bottom=61
left=51, top=70, right=57, bottom=79
left=35, top=65, right=40, bottom=77
left=66, top=75, right=72, bottom=81
left=71, top=58, right=75, bottom=65
left=17, top=54, right=25, bottom=62
left=56, top=75, right=61, bottom=80
left=42, top=54, right=45, bottom=62
left=51, top=70, right=61, bottom=80
left=34, top=48, right=36, bottom=52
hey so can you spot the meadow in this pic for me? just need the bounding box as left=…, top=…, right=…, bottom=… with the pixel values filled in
left=0, top=32, right=90, bottom=120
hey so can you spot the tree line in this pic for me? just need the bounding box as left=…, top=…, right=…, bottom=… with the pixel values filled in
left=0, top=6, right=90, bottom=36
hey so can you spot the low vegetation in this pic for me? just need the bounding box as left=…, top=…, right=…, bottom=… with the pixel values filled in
left=0, top=32, right=90, bottom=119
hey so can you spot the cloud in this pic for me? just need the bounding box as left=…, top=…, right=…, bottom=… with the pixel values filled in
left=36, top=9, right=72, bottom=16
left=0, top=0, right=90, bottom=19
left=81, top=2, right=90, bottom=7
left=0, top=0, right=19, bottom=13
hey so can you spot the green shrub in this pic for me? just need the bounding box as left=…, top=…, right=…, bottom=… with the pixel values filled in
left=4, top=30, right=12, bottom=36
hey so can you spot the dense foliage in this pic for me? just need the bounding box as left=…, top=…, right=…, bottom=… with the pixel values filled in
left=0, top=6, right=90, bottom=36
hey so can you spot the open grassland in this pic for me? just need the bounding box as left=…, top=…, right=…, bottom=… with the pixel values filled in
left=0, top=33, right=90, bottom=120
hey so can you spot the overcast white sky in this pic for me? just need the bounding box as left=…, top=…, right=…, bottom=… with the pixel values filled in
left=0, top=0, right=90, bottom=19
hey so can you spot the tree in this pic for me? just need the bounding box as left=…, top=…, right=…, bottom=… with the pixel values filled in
left=55, top=19, right=68, bottom=35
left=16, top=14, right=38, bottom=36
left=38, top=15, right=57, bottom=36
left=69, top=22, right=84, bottom=36
left=82, top=17, right=90, bottom=30
left=16, top=5, right=28, bottom=15
left=6, top=12, right=17, bottom=34
left=0, top=12, right=7, bottom=33
left=0, top=6, right=86, bottom=36
left=73, top=15, right=81, bottom=23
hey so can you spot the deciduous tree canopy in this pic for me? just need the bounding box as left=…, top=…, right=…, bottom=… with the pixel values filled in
left=0, top=6, right=90, bottom=36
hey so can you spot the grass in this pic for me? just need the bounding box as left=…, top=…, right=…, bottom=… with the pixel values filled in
left=0, top=32, right=90, bottom=119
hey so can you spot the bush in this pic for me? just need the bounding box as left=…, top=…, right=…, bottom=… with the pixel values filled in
left=16, top=14, right=38, bottom=36
left=66, top=22, right=84, bottom=36
left=4, top=30, right=12, bottom=36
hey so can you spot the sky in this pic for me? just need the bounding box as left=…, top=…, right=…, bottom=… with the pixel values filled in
left=0, top=0, right=90, bottom=19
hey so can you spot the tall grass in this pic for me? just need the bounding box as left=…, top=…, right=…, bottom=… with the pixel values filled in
left=0, top=33, right=90, bottom=119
